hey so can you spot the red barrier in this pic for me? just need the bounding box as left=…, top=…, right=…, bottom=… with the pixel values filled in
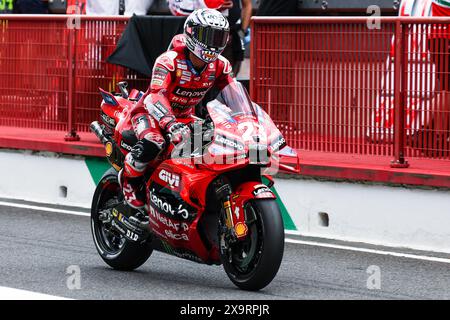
left=0, top=15, right=148, bottom=139
left=0, top=16, right=450, bottom=187
left=251, top=17, right=450, bottom=165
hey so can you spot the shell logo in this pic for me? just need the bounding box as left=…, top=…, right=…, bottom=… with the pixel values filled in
left=105, top=142, right=113, bottom=156
left=234, top=222, right=248, bottom=238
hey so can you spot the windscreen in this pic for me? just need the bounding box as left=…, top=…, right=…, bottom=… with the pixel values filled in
left=213, top=81, right=257, bottom=119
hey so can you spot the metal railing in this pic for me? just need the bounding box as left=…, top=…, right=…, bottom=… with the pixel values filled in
left=251, top=17, right=450, bottom=165
left=0, top=15, right=449, bottom=170
left=0, top=15, right=148, bottom=140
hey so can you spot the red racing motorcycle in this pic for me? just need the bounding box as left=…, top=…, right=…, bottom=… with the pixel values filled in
left=90, top=81, right=299, bottom=291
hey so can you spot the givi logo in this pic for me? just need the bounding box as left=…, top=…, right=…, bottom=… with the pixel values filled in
left=159, top=169, right=180, bottom=188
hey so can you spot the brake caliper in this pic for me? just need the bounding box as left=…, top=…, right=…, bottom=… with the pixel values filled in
left=216, top=183, right=248, bottom=244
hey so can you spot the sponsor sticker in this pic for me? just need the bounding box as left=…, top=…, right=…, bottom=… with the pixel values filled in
left=149, top=206, right=188, bottom=232
left=271, top=135, right=287, bottom=152
left=149, top=189, right=190, bottom=220
left=120, top=140, right=133, bottom=152
left=151, top=79, right=164, bottom=87
left=174, top=87, right=208, bottom=98
left=165, top=229, right=189, bottom=241
left=105, top=142, right=113, bottom=156
left=153, top=66, right=168, bottom=80
left=158, top=169, right=180, bottom=189
left=252, top=186, right=274, bottom=199
left=101, top=112, right=116, bottom=127
left=177, top=60, right=188, bottom=70
left=215, top=134, right=245, bottom=151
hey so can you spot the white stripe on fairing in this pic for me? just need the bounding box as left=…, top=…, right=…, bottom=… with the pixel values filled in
left=285, top=238, right=450, bottom=264
left=0, top=286, right=70, bottom=300
left=0, top=201, right=90, bottom=217
left=1, top=200, right=450, bottom=264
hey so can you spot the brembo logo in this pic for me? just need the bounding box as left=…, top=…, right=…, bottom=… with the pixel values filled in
left=216, top=135, right=244, bottom=151
left=159, top=170, right=180, bottom=188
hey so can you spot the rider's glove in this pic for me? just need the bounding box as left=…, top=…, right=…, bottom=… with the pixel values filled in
left=166, top=121, right=191, bottom=145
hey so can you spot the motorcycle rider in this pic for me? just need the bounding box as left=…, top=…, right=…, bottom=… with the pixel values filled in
left=119, top=8, right=234, bottom=210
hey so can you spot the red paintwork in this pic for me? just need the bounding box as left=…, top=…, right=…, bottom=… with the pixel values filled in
left=98, top=85, right=292, bottom=264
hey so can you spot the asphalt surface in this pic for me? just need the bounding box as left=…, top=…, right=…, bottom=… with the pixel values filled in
left=0, top=204, right=449, bottom=300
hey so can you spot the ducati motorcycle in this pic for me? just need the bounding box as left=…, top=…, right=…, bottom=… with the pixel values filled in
left=90, top=81, right=299, bottom=291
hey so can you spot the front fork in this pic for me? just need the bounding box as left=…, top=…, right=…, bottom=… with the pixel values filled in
left=222, top=180, right=277, bottom=238
left=216, top=183, right=251, bottom=245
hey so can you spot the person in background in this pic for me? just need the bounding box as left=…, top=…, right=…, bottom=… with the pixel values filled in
left=430, top=0, right=450, bottom=93
left=0, top=0, right=15, bottom=13
left=86, top=0, right=154, bottom=16
left=256, top=0, right=297, bottom=16
left=67, top=0, right=86, bottom=14
left=167, top=0, right=231, bottom=16
left=221, top=0, right=252, bottom=76
left=428, top=0, right=450, bottom=155
left=14, top=0, right=48, bottom=13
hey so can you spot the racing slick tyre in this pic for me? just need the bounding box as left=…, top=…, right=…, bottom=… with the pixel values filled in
left=221, top=199, right=285, bottom=291
left=91, top=168, right=152, bottom=271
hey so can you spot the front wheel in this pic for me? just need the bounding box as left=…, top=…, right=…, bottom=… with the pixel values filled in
left=221, top=199, right=285, bottom=291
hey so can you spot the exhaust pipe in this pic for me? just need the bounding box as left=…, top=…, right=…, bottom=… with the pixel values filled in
left=90, top=121, right=109, bottom=145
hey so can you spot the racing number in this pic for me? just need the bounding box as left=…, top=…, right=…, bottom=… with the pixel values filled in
left=238, top=122, right=263, bottom=141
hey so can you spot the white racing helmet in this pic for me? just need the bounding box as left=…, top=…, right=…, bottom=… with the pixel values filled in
left=184, top=8, right=230, bottom=63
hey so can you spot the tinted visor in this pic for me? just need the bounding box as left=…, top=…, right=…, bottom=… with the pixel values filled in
left=191, top=25, right=229, bottom=49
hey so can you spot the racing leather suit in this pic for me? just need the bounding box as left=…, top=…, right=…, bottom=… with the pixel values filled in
left=123, top=34, right=234, bottom=180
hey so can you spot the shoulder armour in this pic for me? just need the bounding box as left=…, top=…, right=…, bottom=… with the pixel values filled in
left=218, top=55, right=232, bottom=75
left=156, top=51, right=178, bottom=72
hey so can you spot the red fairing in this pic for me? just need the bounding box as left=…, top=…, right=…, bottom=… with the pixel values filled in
left=229, top=182, right=276, bottom=239
left=130, top=35, right=233, bottom=130
left=146, top=160, right=221, bottom=262
left=94, top=63, right=292, bottom=265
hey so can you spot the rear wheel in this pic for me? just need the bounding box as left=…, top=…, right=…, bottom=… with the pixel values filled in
left=91, top=168, right=152, bottom=271
left=220, top=199, right=285, bottom=291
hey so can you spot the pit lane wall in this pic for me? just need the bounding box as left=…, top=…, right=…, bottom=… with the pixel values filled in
left=1, top=149, right=449, bottom=254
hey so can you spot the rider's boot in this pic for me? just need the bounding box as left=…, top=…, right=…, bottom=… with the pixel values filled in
left=118, top=168, right=145, bottom=210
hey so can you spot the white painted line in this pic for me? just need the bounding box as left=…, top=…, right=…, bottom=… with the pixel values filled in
left=285, top=230, right=302, bottom=236
left=285, top=238, right=450, bottom=264
left=1, top=200, right=449, bottom=264
left=0, top=286, right=70, bottom=300
left=0, top=201, right=90, bottom=217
